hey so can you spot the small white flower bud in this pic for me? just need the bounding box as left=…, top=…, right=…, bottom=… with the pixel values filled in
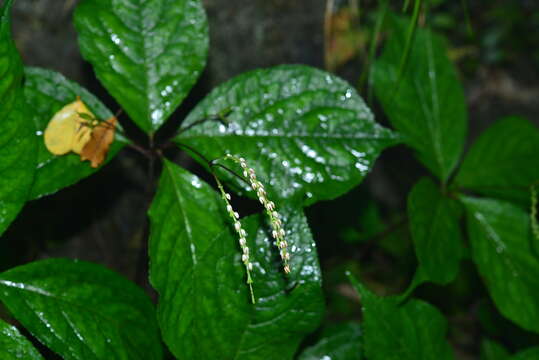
left=243, top=247, right=249, bottom=255
left=248, top=262, right=253, bottom=271
left=267, top=201, right=275, bottom=211
left=240, top=229, right=247, bottom=237
left=242, top=254, right=249, bottom=262
left=234, top=211, right=240, bottom=219
left=239, top=237, right=246, bottom=246
left=234, top=221, right=241, bottom=231
left=272, top=230, right=278, bottom=239
left=225, top=193, right=231, bottom=200
left=227, top=204, right=233, bottom=213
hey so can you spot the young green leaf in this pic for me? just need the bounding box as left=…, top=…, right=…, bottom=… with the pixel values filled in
left=297, top=322, right=363, bottom=360
left=0, top=0, right=37, bottom=236
left=148, top=161, right=324, bottom=360
left=348, top=274, right=454, bottom=360
left=0, top=319, right=44, bottom=360
left=372, top=14, right=467, bottom=182
left=461, top=196, right=539, bottom=334
left=175, top=65, right=397, bottom=206
left=0, top=258, right=163, bottom=360
left=456, top=117, right=539, bottom=204
left=407, top=177, right=463, bottom=284
left=74, top=0, right=209, bottom=134
left=23, top=67, right=127, bottom=199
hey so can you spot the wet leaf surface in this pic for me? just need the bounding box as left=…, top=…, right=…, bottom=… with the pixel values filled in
left=0, top=258, right=162, bottom=360
left=148, top=160, right=324, bottom=360
left=74, top=0, right=209, bottom=134
left=0, top=319, right=44, bottom=360
left=176, top=65, right=397, bottom=206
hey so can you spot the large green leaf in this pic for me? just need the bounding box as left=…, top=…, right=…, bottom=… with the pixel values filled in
left=0, top=0, right=36, bottom=236
left=297, top=322, right=363, bottom=360
left=456, top=117, right=539, bottom=204
left=373, top=15, right=467, bottom=181
left=148, top=161, right=324, bottom=360
left=407, top=177, right=463, bottom=284
left=175, top=65, right=397, bottom=206
left=74, top=0, right=209, bottom=134
left=0, top=319, right=44, bottom=360
left=23, top=67, right=127, bottom=199
left=0, top=258, right=162, bottom=360
left=349, top=274, right=454, bottom=360
left=461, top=196, right=539, bottom=334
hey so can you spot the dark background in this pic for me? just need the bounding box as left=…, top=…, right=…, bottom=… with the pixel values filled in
left=3, top=1, right=539, bottom=358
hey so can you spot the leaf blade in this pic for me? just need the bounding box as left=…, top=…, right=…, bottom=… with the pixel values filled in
left=348, top=274, right=454, bottom=360
left=373, top=15, right=467, bottom=181
left=456, top=117, right=539, bottom=204
left=176, top=64, right=397, bottom=206
left=0, top=0, right=37, bottom=236
left=297, top=322, right=363, bottom=360
left=407, top=177, right=463, bottom=284
left=461, top=196, right=539, bottom=334
left=148, top=161, right=324, bottom=360
left=0, top=258, right=163, bottom=360
left=74, top=0, right=209, bottom=133
left=0, top=319, right=44, bottom=360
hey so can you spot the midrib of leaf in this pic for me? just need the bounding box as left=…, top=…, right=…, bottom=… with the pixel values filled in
left=470, top=210, right=518, bottom=278
left=424, top=31, right=445, bottom=178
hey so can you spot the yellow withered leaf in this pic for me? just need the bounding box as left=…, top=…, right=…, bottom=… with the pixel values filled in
left=44, top=98, right=95, bottom=155
left=80, top=116, right=117, bottom=168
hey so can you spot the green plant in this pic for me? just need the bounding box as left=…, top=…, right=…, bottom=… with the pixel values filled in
left=1, top=1, right=539, bottom=359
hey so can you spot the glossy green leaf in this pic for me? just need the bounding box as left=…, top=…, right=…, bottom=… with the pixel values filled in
left=176, top=65, right=397, bottom=206
left=456, top=117, right=539, bottom=204
left=148, top=161, right=324, bottom=360
left=461, top=196, right=539, bottom=334
left=23, top=67, right=127, bottom=199
left=0, top=258, right=162, bottom=360
left=348, top=274, right=454, bottom=360
left=373, top=15, right=467, bottom=181
left=74, top=0, right=209, bottom=133
left=297, top=322, right=362, bottom=360
left=0, top=0, right=36, bottom=236
left=480, top=339, right=509, bottom=360
left=0, top=319, right=44, bottom=360
left=512, top=348, right=539, bottom=360
left=407, top=177, right=463, bottom=284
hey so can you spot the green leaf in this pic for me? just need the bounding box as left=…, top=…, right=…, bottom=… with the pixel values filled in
left=0, top=319, right=44, bottom=360
left=456, top=117, right=539, bottom=204
left=0, top=0, right=37, bottom=236
left=0, top=258, right=162, bottom=360
left=23, top=67, right=127, bottom=199
left=461, top=196, right=539, bottom=334
left=512, top=348, right=539, bottom=360
left=74, top=0, right=209, bottom=134
left=149, top=161, right=324, bottom=360
left=348, top=274, right=454, bottom=360
left=176, top=65, right=397, bottom=206
left=373, top=15, right=467, bottom=181
left=297, top=322, right=363, bottom=360
left=480, top=339, right=509, bottom=360
left=407, top=177, right=463, bottom=284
